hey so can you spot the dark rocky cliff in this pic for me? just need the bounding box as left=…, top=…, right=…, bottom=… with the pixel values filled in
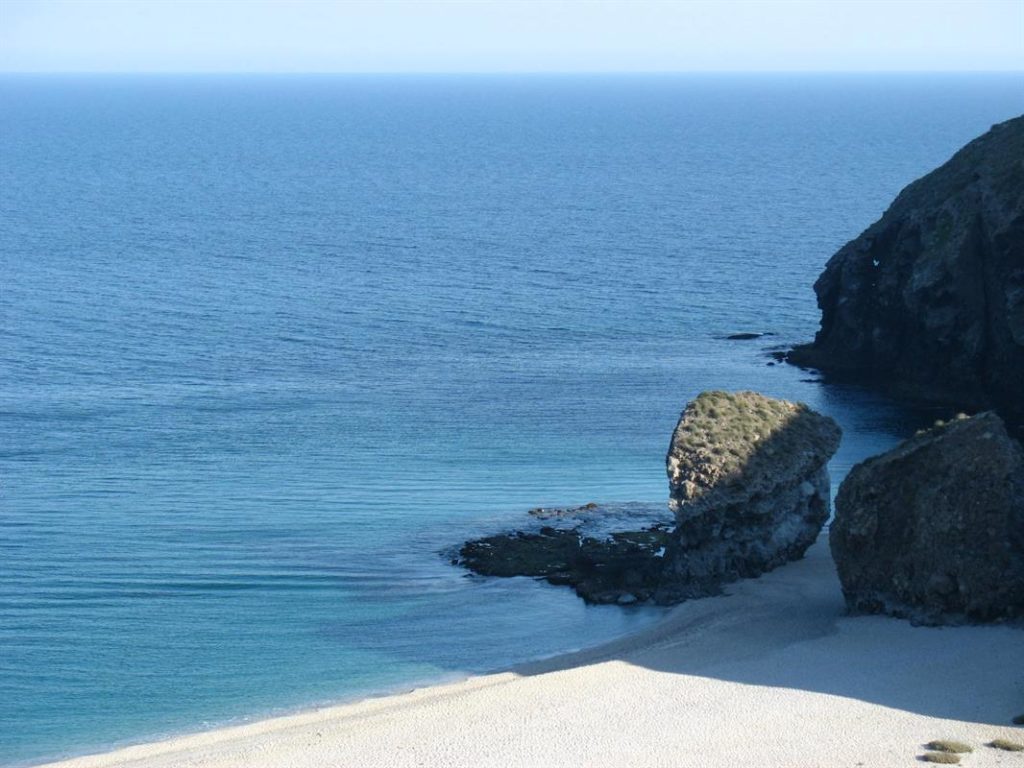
left=790, top=116, right=1024, bottom=422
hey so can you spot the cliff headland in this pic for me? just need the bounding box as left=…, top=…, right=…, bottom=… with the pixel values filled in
left=790, top=116, right=1024, bottom=425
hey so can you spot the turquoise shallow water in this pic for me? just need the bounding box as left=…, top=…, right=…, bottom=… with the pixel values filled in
left=1, top=74, right=1022, bottom=766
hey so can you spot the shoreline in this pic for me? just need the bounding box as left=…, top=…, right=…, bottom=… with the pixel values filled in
left=20, top=584, right=669, bottom=768
left=35, top=536, right=1024, bottom=767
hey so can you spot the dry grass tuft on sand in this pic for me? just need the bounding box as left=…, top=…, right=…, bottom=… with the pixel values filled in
left=988, top=738, right=1024, bottom=751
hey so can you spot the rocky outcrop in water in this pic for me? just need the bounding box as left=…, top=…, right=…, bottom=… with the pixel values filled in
left=457, top=503, right=673, bottom=604
left=831, top=411, right=1024, bottom=624
left=458, top=392, right=841, bottom=605
left=789, top=117, right=1024, bottom=423
left=658, top=391, right=841, bottom=602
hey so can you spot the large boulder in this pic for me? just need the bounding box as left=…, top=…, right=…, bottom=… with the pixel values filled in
left=790, top=116, right=1024, bottom=423
left=658, top=391, right=841, bottom=602
left=458, top=392, right=841, bottom=606
left=831, top=411, right=1024, bottom=624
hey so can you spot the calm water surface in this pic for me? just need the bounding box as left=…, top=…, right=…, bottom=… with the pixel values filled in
left=2, top=74, right=1022, bottom=765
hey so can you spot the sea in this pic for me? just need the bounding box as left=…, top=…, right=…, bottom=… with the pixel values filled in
left=2, top=73, right=1022, bottom=766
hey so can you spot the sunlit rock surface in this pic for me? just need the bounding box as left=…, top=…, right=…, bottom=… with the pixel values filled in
left=459, top=392, right=841, bottom=606
left=658, top=391, right=841, bottom=602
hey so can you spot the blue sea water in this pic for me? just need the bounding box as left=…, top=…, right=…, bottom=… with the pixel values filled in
left=1, top=74, right=1022, bottom=766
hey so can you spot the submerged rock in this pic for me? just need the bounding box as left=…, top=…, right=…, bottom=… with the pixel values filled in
left=457, top=503, right=673, bottom=605
left=725, top=332, right=773, bottom=341
left=831, top=411, right=1024, bottom=624
left=789, top=116, right=1024, bottom=423
left=658, top=391, right=841, bottom=602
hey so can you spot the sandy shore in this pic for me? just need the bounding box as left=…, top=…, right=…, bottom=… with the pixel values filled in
left=40, top=537, right=1024, bottom=768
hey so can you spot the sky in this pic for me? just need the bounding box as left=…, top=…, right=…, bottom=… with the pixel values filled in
left=0, top=0, right=1022, bottom=73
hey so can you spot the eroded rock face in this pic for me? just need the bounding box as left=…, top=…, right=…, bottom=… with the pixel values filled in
left=790, top=116, right=1024, bottom=423
left=658, top=391, right=841, bottom=602
left=457, top=392, right=841, bottom=605
left=831, top=412, right=1024, bottom=624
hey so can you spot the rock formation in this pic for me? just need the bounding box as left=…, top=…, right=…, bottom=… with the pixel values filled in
left=831, top=411, right=1024, bottom=624
left=789, top=116, right=1024, bottom=423
left=457, top=503, right=673, bottom=605
left=458, top=392, right=841, bottom=606
left=658, top=391, right=841, bottom=602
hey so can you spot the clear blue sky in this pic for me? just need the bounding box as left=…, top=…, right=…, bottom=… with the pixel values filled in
left=1, top=0, right=1021, bottom=73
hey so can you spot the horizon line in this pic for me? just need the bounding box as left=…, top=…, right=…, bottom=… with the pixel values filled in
left=3, top=68, right=1023, bottom=76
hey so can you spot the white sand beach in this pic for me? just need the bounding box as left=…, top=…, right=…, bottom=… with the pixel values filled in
left=41, top=537, right=1024, bottom=768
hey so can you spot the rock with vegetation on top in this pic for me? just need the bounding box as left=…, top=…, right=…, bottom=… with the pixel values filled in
left=789, top=116, right=1024, bottom=423
left=457, top=392, right=841, bottom=605
left=831, top=411, right=1024, bottom=624
left=657, top=391, right=841, bottom=602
